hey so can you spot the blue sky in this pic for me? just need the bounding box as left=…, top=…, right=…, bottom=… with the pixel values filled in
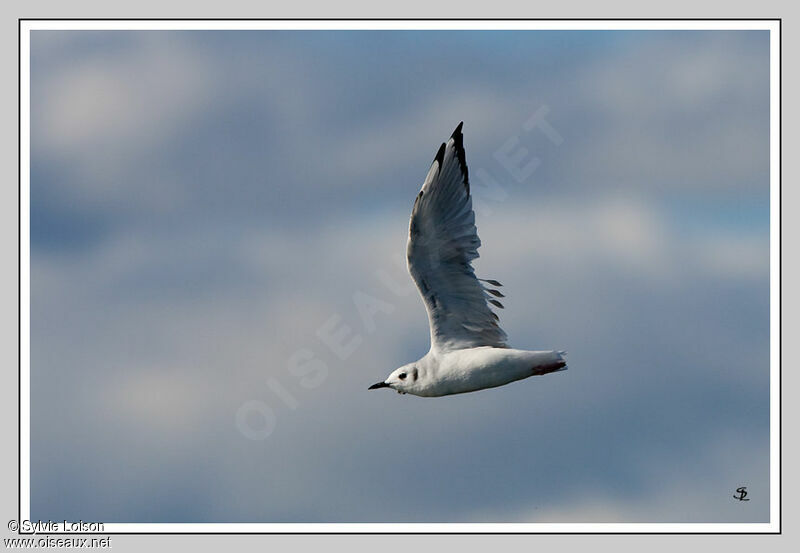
left=29, top=29, right=770, bottom=523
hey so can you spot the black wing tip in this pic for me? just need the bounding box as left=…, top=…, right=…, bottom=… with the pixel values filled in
left=433, top=142, right=446, bottom=167
left=449, top=121, right=469, bottom=195
left=450, top=121, right=464, bottom=140
left=430, top=122, right=469, bottom=193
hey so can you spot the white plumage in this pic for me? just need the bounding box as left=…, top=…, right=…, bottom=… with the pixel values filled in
left=369, top=122, right=566, bottom=397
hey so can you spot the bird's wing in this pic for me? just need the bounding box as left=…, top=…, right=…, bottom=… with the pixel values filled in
left=406, top=122, right=508, bottom=352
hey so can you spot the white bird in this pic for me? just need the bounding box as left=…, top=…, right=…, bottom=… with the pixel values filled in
left=369, top=122, right=567, bottom=397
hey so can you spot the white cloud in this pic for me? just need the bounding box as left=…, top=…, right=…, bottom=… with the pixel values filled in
left=478, top=195, right=767, bottom=286
left=37, top=34, right=216, bottom=160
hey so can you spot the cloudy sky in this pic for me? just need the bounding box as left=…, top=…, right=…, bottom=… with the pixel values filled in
left=29, top=29, right=771, bottom=523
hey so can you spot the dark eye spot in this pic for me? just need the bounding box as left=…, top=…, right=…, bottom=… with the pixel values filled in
left=412, top=368, right=418, bottom=381
left=399, top=372, right=407, bottom=380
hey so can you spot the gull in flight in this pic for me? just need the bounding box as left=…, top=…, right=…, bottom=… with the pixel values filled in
left=369, top=122, right=567, bottom=397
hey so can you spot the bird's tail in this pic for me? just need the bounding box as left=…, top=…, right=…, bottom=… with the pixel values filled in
left=551, top=350, right=568, bottom=373
left=555, top=350, right=568, bottom=372
left=533, top=351, right=568, bottom=376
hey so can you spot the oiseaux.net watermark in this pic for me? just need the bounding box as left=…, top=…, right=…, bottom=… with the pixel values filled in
left=235, top=106, right=564, bottom=440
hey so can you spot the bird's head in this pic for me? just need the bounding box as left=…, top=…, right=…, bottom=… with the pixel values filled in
left=368, top=363, right=419, bottom=395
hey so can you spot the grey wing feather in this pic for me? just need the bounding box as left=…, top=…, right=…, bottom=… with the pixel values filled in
left=406, top=122, right=508, bottom=351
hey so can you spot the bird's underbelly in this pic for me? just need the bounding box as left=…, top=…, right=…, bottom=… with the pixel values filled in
left=422, top=348, right=563, bottom=397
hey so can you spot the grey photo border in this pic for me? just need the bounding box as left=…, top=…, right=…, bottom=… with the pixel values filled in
left=14, top=17, right=782, bottom=537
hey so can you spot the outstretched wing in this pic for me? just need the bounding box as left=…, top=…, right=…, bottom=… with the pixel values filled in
left=406, top=122, right=508, bottom=352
